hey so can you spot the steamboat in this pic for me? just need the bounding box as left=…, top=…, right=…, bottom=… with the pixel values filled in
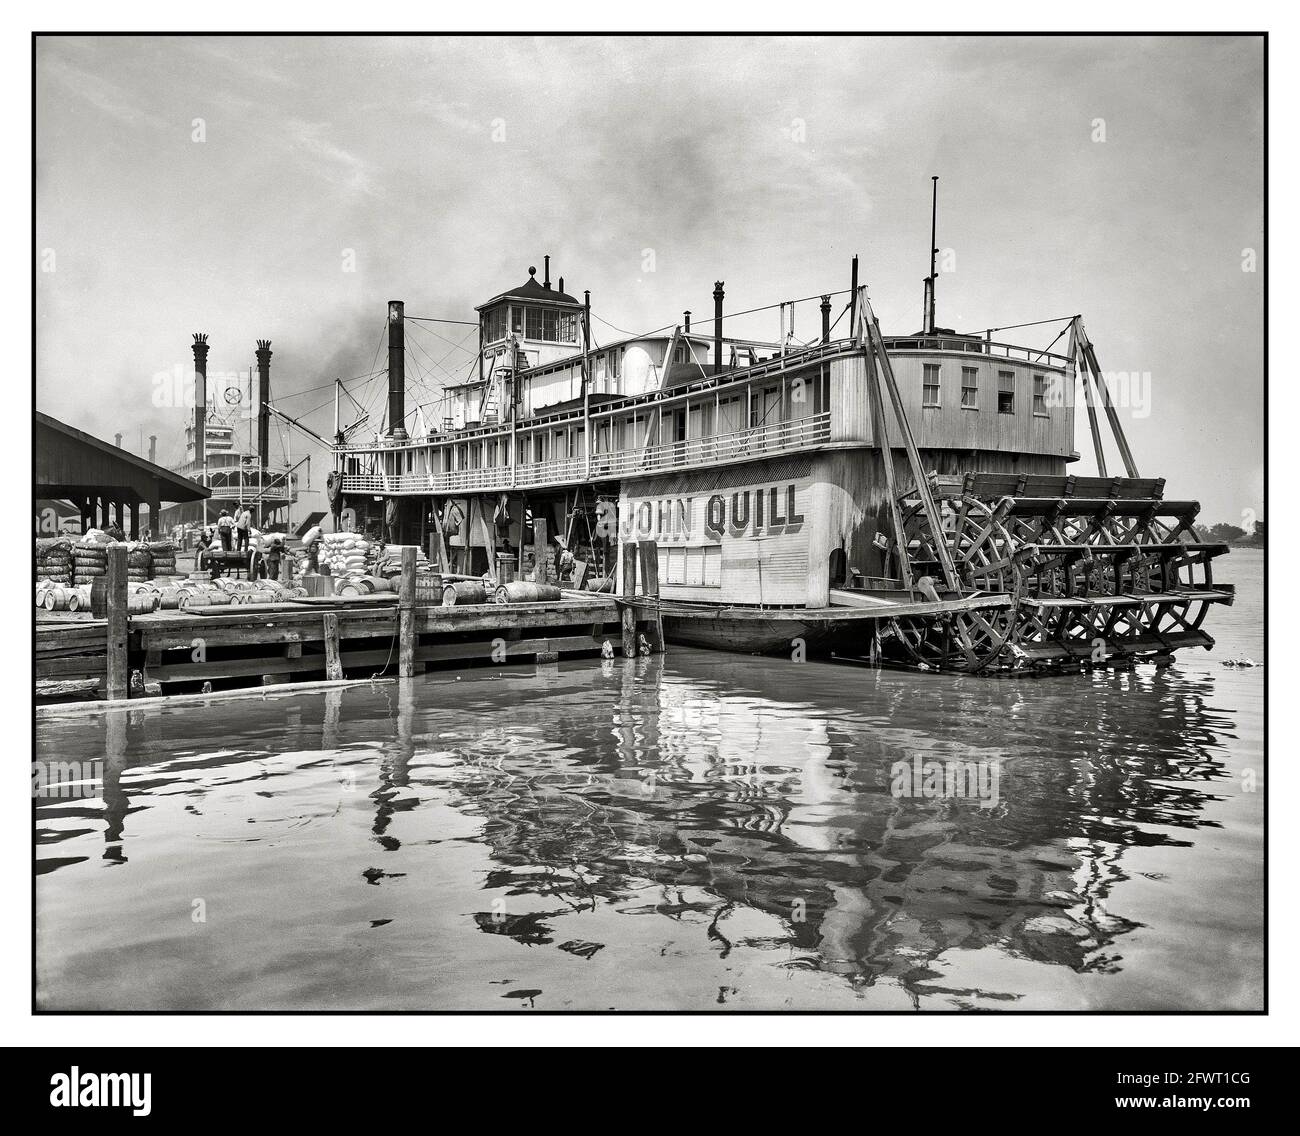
left=160, top=336, right=302, bottom=538
left=326, top=194, right=1232, bottom=673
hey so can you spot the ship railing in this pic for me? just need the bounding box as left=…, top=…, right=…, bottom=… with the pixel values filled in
left=594, top=411, right=832, bottom=477
left=336, top=412, right=832, bottom=495
left=881, top=336, right=1071, bottom=368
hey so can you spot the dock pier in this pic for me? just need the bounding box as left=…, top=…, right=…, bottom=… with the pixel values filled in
left=35, top=541, right=667, bottom=702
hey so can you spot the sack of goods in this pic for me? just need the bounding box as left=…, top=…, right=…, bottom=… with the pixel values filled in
left=319, top=533, right=372, bottom=579
left=35, top=537, right=74, bottom=585
left=374, top=544, right=430, bottom=578
left=72, top=538, right=111, bottom=583
left=147, top=540, right=180, bottom=578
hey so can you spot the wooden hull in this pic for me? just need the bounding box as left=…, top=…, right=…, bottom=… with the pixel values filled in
left=662, top=613, right=852, bottom=656
left=659, top=594, right=1014, bottom=659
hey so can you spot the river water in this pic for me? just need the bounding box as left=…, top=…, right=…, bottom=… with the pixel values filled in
left=35, top=549, right=1264, bottom=1011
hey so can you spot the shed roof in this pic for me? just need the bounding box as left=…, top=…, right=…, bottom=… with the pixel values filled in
left=35, top=412, right=210, bottom=504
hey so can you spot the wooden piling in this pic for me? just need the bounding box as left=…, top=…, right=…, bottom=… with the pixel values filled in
left=323, top=612, right=343, bottom=680
left=398, top=545, right=416, bottom=678
left=620, top=542, right=640, bottom=657
left=621, top=541, right=638, bottom=596
left=105, top=544, right=129, bottom=700
left=637, top=540, right=664, bottom=653
left=533, top=515, right=549, bottom=583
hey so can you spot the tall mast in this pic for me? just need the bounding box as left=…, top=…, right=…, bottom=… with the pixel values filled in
left=927, top=175, right=939, bottom=334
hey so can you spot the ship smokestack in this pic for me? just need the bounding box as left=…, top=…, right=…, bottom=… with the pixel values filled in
left=191, top=333, right=209, bottom=468
left=149, top=434, right=157, bottom=464
left=820, top=295, right=831, bottom=343
left=684, top=310, right=691, bottom=333
left=114, top=433, right=122, bottom=448
left=256, top=339, right=273, bottom=470
left=387, top=300, right=406, bottom=438
left=543, top=255, right=551, bottom=289
left=713, top=282, right=724, bottom=375
left=558, top=276, right=564, bottom=294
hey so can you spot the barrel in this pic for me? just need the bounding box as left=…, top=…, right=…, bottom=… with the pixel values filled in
left=357, top=575, right=396, bottom=594
left=441, top=580, right=488, bottom=606
left=42, top=586, right=74, bottom=611
left=157, top=589, right=184, bottom=610
left=493, top=581, right=563, bottom=605
left=127, top=594, right=159, bottom=615
left=179, top=591, right=232, bottom=608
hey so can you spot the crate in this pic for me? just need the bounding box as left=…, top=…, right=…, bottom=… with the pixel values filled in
left=414, top=574, right=444, bottom=604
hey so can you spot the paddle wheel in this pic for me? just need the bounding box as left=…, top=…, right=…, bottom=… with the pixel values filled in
left=851, top=289, right=1233, bottom=674
left=893, top=473, right=1233, bottom=671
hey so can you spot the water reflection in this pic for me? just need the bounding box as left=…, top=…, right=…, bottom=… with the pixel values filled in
left=35, top=643, right=1250, bottom=1008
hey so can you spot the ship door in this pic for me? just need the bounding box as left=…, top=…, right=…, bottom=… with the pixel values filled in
left=829, top=546, right=847, bottom=589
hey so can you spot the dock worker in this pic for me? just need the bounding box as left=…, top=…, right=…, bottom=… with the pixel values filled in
left=216, top=509, right=234, bottom=551
left=301, top=524, right=323, bottom=573
left=265, top=535, right=284, bottom=582
left=235, top=506, right=251, bottom=552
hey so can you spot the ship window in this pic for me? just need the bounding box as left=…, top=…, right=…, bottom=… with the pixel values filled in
left=659, top=546, right=721, bottom=587
left=484, top=307, right=507, bottom=343
left=998, top=371, right=1015, bottom=414
left=609, top=349, right=621, bottom=380
left=526, top=307, right=543, bottom=340
left=923, top=364, right=941, bottom=408
left=1033, top=374, right=1049, bottom=415
left=961, top=366, right=979, bottom=409
left=701, top=545, right=721, bottom=586
left=511, top=307, right=523, bottom=335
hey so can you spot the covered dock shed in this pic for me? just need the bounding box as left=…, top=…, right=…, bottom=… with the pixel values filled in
left=35, top=412, right=209, bottom=538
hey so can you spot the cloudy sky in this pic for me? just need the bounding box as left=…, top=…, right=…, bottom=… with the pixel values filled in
left=36, top=35, right=1263, bottom=524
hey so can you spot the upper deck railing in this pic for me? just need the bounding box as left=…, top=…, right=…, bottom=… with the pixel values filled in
left=336, top=412, right=832, bottom=495
left=333, top=329, right=1070, bottom=495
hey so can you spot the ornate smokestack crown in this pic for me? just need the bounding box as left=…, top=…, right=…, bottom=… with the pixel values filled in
left=191, top=332, right=210, bottom=359
left=713, top=281, right=725, bottom=300
left=255, top=339, right=273, bottom=359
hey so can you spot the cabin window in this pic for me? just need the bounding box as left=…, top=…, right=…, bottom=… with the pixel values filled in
left=674, top=341, right=689, bottom=364
left=718, top=395, right=743, bottom=436
left=511, top=307, right=523, bottom=335
left=521, top=306, right=578, bottom=343
left=702, top=545, right=721, bottom=586
left=961, top=366, right=979, bottom=409
left=998, top=371, right=1015, bottom=414
left=608, top=349, right=621, bottom=380
left=923, top=364, right=941, bottom=408
left=659, top=545, right=721, bottom=587
left=484, top=307, right=507, bottom=343
left=754, top=385, right=782, bottom=427
left=1033, top=374, right=1049, bottom=416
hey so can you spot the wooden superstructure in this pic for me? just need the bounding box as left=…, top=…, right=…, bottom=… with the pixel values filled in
left=326, top=257, right=1230, bottom=672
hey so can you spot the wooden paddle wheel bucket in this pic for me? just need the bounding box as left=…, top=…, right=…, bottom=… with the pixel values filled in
left=892, top=472, right=1234, bottom=672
